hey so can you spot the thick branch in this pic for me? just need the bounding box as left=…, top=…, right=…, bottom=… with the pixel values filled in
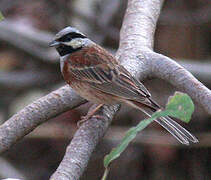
left=52, top=1, right=210, bottom=178
left=117, top=0, right=164, bottom=52
left=0, top=0, right=210, bottom=179
left=0, top=85, right=86, bottom=153
left=50, top=105, right=119, bottom=180
left=178, top=60, right=211, bottom=85
left=147, top=52, right=211, bottom=114
left=116, top=0, right=164, bottom=79
left=51, top=0, right=164, bottom=179
left=116, top=0, right=211, bottom=114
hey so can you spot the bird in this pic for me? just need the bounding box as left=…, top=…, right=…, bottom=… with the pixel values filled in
left=49, top=26, right=198, bottom=145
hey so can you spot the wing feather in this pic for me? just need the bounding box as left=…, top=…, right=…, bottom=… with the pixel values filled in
left=68, top=47, right=151, bottom=100
left=70, top=66, right=150, bottom=101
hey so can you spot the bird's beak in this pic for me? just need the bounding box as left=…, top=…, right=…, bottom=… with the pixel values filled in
left=49, top=40, right=60, bottom=47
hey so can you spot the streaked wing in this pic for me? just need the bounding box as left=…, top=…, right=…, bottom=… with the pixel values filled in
left=70, top=58, right=151, bottom=101
left=92, top=66, right=150, bottom=101
left=69, top=64, right=112, bottom=84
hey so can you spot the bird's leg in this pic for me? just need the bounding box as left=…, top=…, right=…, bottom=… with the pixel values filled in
left=77, top=104, right=104, bottom=127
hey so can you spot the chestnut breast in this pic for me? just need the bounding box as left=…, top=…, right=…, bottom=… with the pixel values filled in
left=61, top=46, right=99, bottom=83
left=60, top=46, right=118, bottom=104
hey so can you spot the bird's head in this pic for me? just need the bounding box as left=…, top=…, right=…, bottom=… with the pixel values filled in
left=49, top=26, right=90, bottom=56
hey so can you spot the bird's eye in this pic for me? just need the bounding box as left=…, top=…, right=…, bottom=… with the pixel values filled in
left=66, top=36, right=72, bottom=41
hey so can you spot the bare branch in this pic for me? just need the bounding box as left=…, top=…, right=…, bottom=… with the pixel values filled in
left=178, top=60, right=211, bottom=86
left=117, top=0, right=164, bottom=52
left=116, top=0, right=211, bottom=114
left=117, top=0, right=164, bottom=79
left=51, top=0, right=165, bottom=179
left=0, top=0, right=210, bottom=179
left=147, top=52, right=211, bottom=114
left=50, top=105, right=119, bottom=180
left=0, top=85, right=86, bottom=153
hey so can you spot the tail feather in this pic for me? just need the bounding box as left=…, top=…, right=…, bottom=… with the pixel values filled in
left=162, top=116, right=198, bottom=143
left=124, top=99, right=198, bottom=145
left=155, top=117, right=189, bottom=145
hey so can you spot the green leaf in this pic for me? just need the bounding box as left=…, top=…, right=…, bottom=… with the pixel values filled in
left=161, top=92, right=194, bottom=123
left=102, top=92, right=194, bottom=179
left=104, top=113, right=161, bottom=168
left=0, top=11, right=4, bottom=21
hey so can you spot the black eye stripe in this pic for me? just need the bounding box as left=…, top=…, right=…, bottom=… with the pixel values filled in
left=58, top=32, right=86, bottom=42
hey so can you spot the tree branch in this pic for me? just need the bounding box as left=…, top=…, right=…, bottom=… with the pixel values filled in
left=51, top=0, right=164, bottom=179
left=117, top=0, right=164, bottom=79
left=51, top=0, right=210, bottom=178
left=147, top=52, right=211, bottom=114
left=50, top=105, right=119, bottom=180
left=178, top=60, right=211, bottom=86
left=0, top=85, right=86, bottom=153
left=0, top=0, right=210, bottom=179
left=117, top=0, right=164, bottom=52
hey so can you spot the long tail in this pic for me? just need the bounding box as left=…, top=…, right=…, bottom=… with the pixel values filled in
left=125, top=98, right=198, bottom=145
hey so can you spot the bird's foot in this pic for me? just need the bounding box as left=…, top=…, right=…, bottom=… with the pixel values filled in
left=77, top=104, right=104, bottom=127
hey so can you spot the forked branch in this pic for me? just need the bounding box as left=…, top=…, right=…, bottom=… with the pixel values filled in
left=0, top=0, right=210, bottom=180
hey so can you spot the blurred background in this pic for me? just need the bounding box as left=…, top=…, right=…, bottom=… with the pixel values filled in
left=0, top=0, right=210, bottom=179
